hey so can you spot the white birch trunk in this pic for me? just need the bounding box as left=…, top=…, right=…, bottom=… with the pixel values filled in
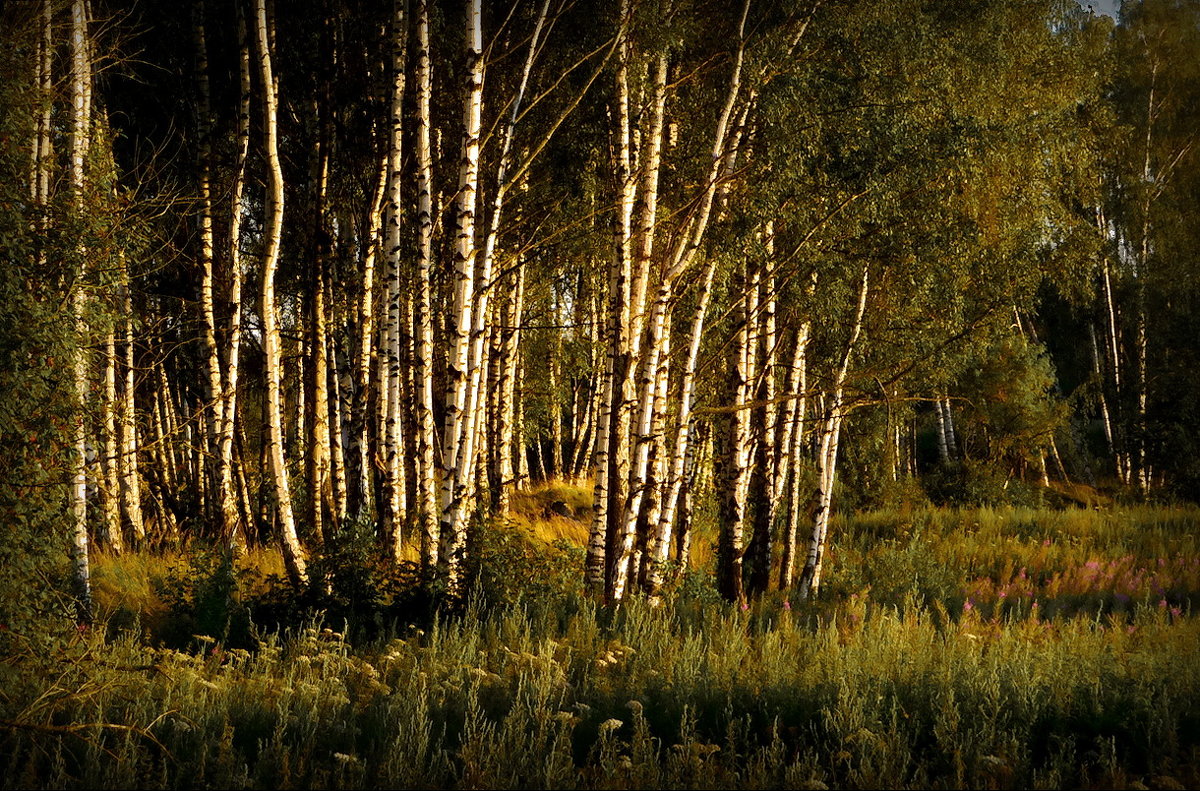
left=495, top=265, right=525, bottom=512
left=439, top=0, right=485, bottom=594
left=942, top=398, right=958, bottom=461
left=778, top=319, right=811, bottom=590
left=195, top=6, right=224, bottom=530
left=414, top=0, right=439, bottom=571
left=381, top=0, right=409, bottom=559
left=716, top=269, right=752, bottom=605
left=350, top=154, right=387, bottom=523
left=456, top=0, right=550, bottom=521
left=120, top=273, right=144, bottom=545
left=216, top=5, right=251, bottom=548
left=798, top=266, right=869, bottom=600
left=643, top=258, right=716, bottom=598
left=935, top=396, right=951, bottom=465
left=101, top=328, right=121, bottom=552
left=255, top=0, right=307, bottom=587
left=611, top=52, right=669, bottom=602
left=69, top=0, right=94, bottom=623
left=585, top=0, right=640, bottom=598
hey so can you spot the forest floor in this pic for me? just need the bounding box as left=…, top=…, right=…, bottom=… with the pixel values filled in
left=4, top=497, right=1199, bottom=789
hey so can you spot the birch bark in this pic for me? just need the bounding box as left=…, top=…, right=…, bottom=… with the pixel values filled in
left=413, top=0, right=439, bottom=571
left=255, top=0, right=307, bottom=587
left=439, top=0, right=485, bottom=594
left=70, top=0, right=94, bottom=623
left=216, top=5, right=252, bottom=548
left=797, top=265, right=869, bottom=600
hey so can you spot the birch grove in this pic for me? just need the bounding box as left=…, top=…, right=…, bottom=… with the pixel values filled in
left=10, top=0, right=1197, bottom=618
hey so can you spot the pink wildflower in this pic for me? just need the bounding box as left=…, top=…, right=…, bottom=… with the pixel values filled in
left=963, top=598, right=974, bottom=613
left=782, top=600, right=791, bottom=611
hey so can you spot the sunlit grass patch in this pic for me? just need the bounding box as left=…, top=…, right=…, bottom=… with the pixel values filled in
left=23, top=506, right=1199, bottom=789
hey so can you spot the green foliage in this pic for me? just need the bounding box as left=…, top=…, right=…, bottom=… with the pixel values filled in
left=924, top=459, right=1045, bottom=508
left=958, top=335, right=1070, bottom=466
left=0, top=7, right=88, bottom=657
left=155, top=548, right=256, bottom=650
left=467, top=517, right=587, bottom=613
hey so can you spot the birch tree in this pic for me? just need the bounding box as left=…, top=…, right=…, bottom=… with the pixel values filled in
left=255, top=0, right=307, bottom=587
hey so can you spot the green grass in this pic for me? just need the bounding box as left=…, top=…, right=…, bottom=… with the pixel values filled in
left=4, top=505, right=1198, bottom=789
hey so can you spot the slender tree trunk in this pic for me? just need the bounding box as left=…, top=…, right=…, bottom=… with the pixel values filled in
left=439, top=0, right=486, bottom=594
left=100, top=327, right=122, bottom=552
left=216, top=4, right=251, bottom=549
left=746, top=256, right=777, bottom=595
left=612, top=51, right=668, bottom=602
left=778, top=320, right=811, bottom=590
left=1089, top=322, right=1116, bottom=458
left=255, top=0, right=307, bottom=587
left=672, top=419, right=706, bottom=580
left=32, top=0, right=52, bottom=226
left=797, top=266, right=869, bottom=600
left=1133, top=65, right=1158, bottom=493
left=306, top=81, right=336, bottom=543
left=194, top=4, right=225, bottom=539
left=715, top=265, right=753, bottom=606
left=495, top=263, right=525, bottom=512
left=69, top=0, right=94, bottom=623
left=380, top=0, right=409, bottom=559
left=349, top=154, right=387, bottom=524
left=644, top=259, right=715, bottom=597
left=586, top=0, right=637, bottom=599
left=942, top=398, right=958, bottom=461
left=413, top=0, right=439, bottom=572
left=327, top=302, right=349, bottom=523
left=119, top=273, right=144, bottom=546
left=935, top=396, right=951, bottom=465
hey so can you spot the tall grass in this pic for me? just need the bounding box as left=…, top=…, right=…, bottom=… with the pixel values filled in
left=4, top=506, right=1197, bottom=789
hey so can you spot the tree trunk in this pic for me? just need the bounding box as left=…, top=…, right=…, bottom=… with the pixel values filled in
left=349, top=154, right=387, bottom=524
left=194, top=4, right=224, bottom=537
left=69, top=0, right=94, bottom=623
left=797, top=266, right=869, bottom=600
left=380, top=0, right=409, bottom=560
left=777, top=320, right=811, bottom=590
left=255, top=0, right=307, bottom=587
left=413, top=0, right=439, bottom=572
left=215, top=4, right=251, bottom=549
left=120, top=273, right=144, bottom=546
left=439, top=0, right=485, bottom=595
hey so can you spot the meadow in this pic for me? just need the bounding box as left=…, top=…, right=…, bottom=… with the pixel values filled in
left=3, top=500, right=1198, bottom=790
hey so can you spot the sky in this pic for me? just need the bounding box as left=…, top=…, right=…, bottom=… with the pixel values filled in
left=1076, top=0, right=1120, bottom=18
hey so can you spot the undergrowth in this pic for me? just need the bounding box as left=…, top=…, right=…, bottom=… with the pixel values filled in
left=3, top=506, right=1198, bottom=789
